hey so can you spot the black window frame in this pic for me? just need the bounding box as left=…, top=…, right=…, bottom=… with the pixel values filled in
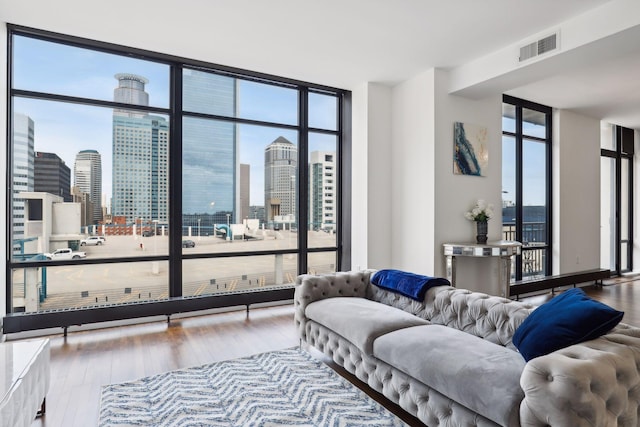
left=4, top=25, right=352, bottom=333
left=601, top=125, right=634, bottom=276
left=502, top=95, right=553, bottom=280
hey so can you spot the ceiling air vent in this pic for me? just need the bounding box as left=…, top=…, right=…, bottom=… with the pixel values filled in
left=519, top=32, right=558, bottom=62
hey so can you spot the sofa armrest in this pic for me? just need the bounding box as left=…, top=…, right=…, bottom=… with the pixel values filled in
left=294, top=270, right=374, bottom=341
left=519, top=325, right=640, bottom=427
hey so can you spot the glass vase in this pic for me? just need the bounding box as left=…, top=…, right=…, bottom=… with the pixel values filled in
left=476, top=220, right=488, bottom=244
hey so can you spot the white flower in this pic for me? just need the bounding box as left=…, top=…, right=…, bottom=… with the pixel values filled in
left=464, top=199, right=494, bottom=222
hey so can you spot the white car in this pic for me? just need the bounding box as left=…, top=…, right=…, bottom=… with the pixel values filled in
left=44, top=248, right=87, bottom=260
left=80, top=236, right=106, bottom=246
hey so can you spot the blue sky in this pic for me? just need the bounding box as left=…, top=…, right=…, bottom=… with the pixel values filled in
left=501, top=117, right=548, bottom=206
left=13, top=35, right=337, bottom=207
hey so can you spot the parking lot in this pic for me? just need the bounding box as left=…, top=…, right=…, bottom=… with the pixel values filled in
left=13, top=230, right=337, bottom=311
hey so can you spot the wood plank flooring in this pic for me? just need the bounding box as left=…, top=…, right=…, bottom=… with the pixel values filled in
left=21, top=278, right=640, bottom=427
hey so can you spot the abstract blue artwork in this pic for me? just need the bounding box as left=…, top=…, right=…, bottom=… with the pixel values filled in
left=453, top=121, right=488, bottom=176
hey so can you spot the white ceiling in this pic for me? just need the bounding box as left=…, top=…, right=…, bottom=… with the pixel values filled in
left=2, top=0, right=639, bottom=129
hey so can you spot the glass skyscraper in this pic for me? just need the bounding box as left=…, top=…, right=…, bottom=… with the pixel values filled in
left=112, top=70, right=238, bottom=230
left=182, top=69, right=237, bottom=223
left=112, top=74, right=169, bottom=224
left=12, top=112, right=34, bottom=241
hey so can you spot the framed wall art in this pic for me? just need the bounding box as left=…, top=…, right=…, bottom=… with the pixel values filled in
left=453, top=121, right=488, bottom=176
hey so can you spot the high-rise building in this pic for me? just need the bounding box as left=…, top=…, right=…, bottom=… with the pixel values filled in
left=309, top=151, right=336, bottom=231
left=12, top=113, right=35, bottom=241
left=112, top=73, right=169, bottom=225
left=71, top=186, right=93, bottom=227
left=182, top=69, right=237, bottom=224
left=239, top=163, right=250, bottom=222
left=74, top=149, right=102, bottom=224
left=35, top=152, right=71, bottom=202
left=113, top=73, right=149, bottom=111
left=265, top=136, right=297, bottom=223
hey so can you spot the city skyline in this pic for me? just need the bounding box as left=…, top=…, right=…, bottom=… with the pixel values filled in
left=12, top=35, right=337, bottom=208
left=11, top=34, right=338, bottom=231
left=14, top=107, right=336, bottom=222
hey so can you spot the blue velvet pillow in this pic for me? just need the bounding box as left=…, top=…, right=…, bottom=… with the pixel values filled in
left=371, top=269, right=450, bottom=301
left=513, top=288, right=624, bottom=361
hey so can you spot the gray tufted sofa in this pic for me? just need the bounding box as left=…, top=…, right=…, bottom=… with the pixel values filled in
left=294, top=270, right=640, bottom=427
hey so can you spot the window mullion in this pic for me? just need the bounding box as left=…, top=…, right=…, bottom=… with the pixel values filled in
left=168, top=64, right=183, bottom=298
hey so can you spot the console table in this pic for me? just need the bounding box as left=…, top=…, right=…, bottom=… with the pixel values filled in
left=443, top=241, right=521, bottom=297
left=0, top=339, right=50, bottom=427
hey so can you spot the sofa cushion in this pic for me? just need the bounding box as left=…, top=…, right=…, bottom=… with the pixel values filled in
left=305, top=297, right=429, bottom=355
left=513, top=287, right=624, bottom=361
left=373, top=324, right=525, bottom=427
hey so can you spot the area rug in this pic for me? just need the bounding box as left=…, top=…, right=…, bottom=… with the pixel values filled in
left=99, top=348, right=407, bottom=426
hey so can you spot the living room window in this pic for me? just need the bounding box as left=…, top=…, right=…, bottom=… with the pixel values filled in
left=601, top=124, right=634, bottom=275
left=502, top=95, right=552, bottom=280
left=5, top=26, right=350, bottom=331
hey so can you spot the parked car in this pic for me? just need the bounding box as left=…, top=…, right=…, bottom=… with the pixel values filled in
left=80, top=236, right=105, bottom=246
left=142, top=230, right=155, bottom=237
left=182, top=239, right=196, bottom=248
left=44, top=248, right=87, bottom=260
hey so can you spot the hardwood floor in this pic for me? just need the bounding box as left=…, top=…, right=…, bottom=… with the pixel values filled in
left=21, top=278, right=639, bottom=427
left=28, top=305, right=299, bottom=427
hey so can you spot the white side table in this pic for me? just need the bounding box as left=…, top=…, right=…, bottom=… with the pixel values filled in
left=0, top=339, right=50, bottom=427
left=443, top=241, right=521, bottom=297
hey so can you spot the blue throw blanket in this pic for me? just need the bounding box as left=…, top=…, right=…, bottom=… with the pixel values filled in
left=371, top=269, right=451, bottom=301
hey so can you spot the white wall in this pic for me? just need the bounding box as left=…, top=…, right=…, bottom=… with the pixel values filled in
left=376, top=69, right=604, bottom=291
left=553, top=109, right=601, bottom=274
left=433, top=70, right=504, bottom=293
left=385, top=68, right=502, bottom=292
left=365, top=84, right=393, bottom=269
left=350, top=83, right=393, bottom=271
left=52, top=203, right=82, bottom=235
left=350, top=84, right=368, bottom=271
left=389, top=69, right=436, bottom=274
left=432, top=69, right=503, bottom=280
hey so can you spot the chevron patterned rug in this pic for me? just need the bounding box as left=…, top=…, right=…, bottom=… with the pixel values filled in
left=99, top=348, right=407, bottom=426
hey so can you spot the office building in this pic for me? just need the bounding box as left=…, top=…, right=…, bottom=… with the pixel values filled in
left=239, top=163, right=250, bottom=222
left=35, top=152, right=71, bottom=202
left=264, top=136, right=297, bottom=223
left=74, top=149, right=102, bottom=225
left=182, top=69, right=238, bottom=223
left=112, top=74, right=169, bottom=224
left=309, top=151, right=336, bottom=231
left=12, top=113, right=34, bottom=242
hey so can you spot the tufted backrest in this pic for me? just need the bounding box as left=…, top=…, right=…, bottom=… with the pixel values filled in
left=294, top=270, right=373, bottom=340
left=427, top=288, right=534, bottom=348
left=294, top=270, right=534, bottom=348
left=366, top=275, right=534, bottom=348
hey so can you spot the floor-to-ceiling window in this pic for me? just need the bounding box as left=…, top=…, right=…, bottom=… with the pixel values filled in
left=5, top=26, right=350, bottom=332
left=601, top=123, right=634, bottom=275
left=502, top=95, right=552, bottom=280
